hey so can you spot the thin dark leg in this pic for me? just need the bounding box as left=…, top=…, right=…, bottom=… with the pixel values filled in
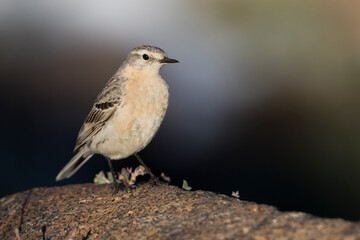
left=134, top=153, right=157, bottom=181
left=106, top=157, right=121, bottom=193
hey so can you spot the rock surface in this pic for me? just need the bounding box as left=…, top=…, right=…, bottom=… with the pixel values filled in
left=0, top=183, right=359, bottom=240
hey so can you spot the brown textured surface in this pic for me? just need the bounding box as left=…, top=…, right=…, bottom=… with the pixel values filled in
left=0, top=183, right=359, bottom=240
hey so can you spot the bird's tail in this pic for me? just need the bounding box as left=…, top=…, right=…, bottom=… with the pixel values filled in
left=56, top=151, right=93, bottom=181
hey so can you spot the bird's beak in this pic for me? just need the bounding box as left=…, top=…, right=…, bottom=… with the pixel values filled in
left=160, top=56, right=179, bottom=64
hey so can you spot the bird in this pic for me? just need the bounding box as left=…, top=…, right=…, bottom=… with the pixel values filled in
left=56, top=45, right=178, bottom=191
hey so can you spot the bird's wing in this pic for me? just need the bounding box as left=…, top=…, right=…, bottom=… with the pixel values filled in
left=73, top=73, right=125, bottom=152
left=73, top=99, right=120, bottom=152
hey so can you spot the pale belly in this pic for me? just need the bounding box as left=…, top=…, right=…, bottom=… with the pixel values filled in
left=90, top=78, right=169, bottom=160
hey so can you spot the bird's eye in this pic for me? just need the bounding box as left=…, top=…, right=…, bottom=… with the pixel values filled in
left=142, top=54, right=149, bottom=60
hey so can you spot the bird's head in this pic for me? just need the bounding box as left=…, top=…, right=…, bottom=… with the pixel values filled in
left=125, top=45, right=178, bottom=74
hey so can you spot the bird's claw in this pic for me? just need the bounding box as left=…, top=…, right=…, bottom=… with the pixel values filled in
left=149, top=176, right=161, bottom=186
left=111, top=180, right=124, bottom=195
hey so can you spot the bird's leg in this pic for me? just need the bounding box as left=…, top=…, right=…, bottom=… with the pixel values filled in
left=134, top=153, right=158, bottom=183
left=106, top=157, right=122, bottom=193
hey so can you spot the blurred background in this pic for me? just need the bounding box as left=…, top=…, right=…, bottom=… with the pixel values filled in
left=1, top=0, right=359, bottom=220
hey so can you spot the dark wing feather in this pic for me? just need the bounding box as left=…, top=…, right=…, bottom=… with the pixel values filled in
left=73, top=100, right=119, bottom=152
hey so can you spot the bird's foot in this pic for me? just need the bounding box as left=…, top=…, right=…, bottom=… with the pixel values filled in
left=121, top=179, right=138, bottom=191
left=149, top=175, right=161, bottom=186
left=111, top=180, right=124, bottom=195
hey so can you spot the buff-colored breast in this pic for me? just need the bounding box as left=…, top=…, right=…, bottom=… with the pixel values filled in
left=90, top=67, right=169, bottom=159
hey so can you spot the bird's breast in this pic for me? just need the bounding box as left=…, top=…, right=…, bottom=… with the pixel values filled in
left=121, top=72, right=169, bottom=125
left=100, top=72, right=169, bottom=159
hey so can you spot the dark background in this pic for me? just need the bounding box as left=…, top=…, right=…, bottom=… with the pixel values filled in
left=1, top=1, right=359, bottom=220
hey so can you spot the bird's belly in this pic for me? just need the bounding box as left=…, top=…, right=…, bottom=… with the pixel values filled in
left=110, top=108, right=166, bottom=159
left=91, top=84, right=169, bottom=160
